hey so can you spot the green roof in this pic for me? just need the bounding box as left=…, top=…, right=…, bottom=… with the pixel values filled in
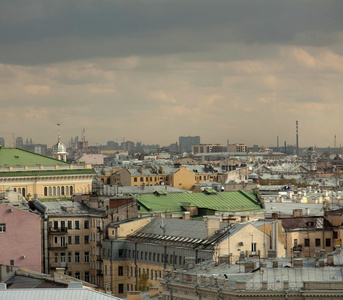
left=0, top=147, right=69, bottom=167
left=0, top=168, right=95, bottom=177
left=136, top=190, right=263, bottom=214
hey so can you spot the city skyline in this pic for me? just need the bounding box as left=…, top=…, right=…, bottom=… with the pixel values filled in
left=1, top=1, right=343, bottom=147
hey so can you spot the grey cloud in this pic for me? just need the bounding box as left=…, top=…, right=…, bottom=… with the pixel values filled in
left=1, top=0, right=343, bottom=65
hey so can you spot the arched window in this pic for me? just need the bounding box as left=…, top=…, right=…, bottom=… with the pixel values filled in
left=57, top=186, right=60, bottom=196
left=66, top=186, right=69, bottom=195
left=49, top=187, right=52, bottom=196
left=53, top=187, right=56, bottom=196
left=44, top=187, right=48, bottom=196
left=22, top=188, right=25, bottom=197
left=13, top=188, right=16, bottom=192
left=70, top=186, right=73, bottom=195
left=61, top=186, right=65, bottom=196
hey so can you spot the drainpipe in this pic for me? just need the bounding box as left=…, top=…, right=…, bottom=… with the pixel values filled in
left=217, top=288, right=224, bottom=300
left=135, top=242, right=138, bottom=289
left=110, top=240, right=113, bottom=294
left=44, top=217, right=49, bottom=274
left=166, top=280, right=172, bottom=300
left=194, top=285, right=201, bottom=300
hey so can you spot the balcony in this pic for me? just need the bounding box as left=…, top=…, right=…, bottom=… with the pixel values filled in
left=49, top=227, right=68, bottom=234
left=49, top=244, right=68, bottom=250
left=293, top=245, right=303, bottom=252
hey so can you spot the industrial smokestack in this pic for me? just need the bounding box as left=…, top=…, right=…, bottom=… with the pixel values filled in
left=284, top=141, right=287, bottom=155
left=296, top=120, right=299, bottom=156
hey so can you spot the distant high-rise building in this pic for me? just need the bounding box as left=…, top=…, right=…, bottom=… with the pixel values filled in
left=179, top=136, right=200, bottom=152
left=0, top=137, right=5, bottom=147
left=227, top=144, right=247, bottom=153
left=122, top=141, right=134, bottom=153
left=16, top=137, right=24, bottom=149
left=30, top=138, right=33, bottom=145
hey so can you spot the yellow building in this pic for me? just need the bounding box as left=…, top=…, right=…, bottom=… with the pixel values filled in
left=0, top=147, right=95, bottom=198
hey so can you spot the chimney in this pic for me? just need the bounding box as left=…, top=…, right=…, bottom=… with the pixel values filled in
left=182, top=211, right=191, bottom=220
left=293, top=258, right=303, bottom=268
left=240, top=216, right=247, bottom=222
left=293, top=209, right=303, bottom=217
left=272, top=212, right=278, bottom=219
left=154, top=211, right=162, bottom=218
left=149, top=287, right=160, bottom=298
left=268, top=250, right=277, bottom=258
left=244, top=261, right=256, bottom=273
left=127, top=291, right=142, bottom=300
left=272, top=261, right=278, bottom=268
left=184, top=257, right=196, bottom=270
left=219, top=255, right=231, bottom=264
left=165, top=213, right=172, bottom=219
left=206, top=216, right=221, bottom=238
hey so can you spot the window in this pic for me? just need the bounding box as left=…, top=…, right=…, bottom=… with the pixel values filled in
left=294, top=239, right=298, bottom=247
left=0, top=224, right=6, bottom=233
left=305, top=239, right=310, bottom=247
left=149, top=252, right=152, bottom=261
left=251, top=243, right=257, bottom=253
left=145, top=252, right=147, bottom=260
left=67, top=221, right=72, bottom=229
left=334, top=231, right=338, bottom=239
left=68, top=252, right=72, bottom=263
left=179, top=256, right=182, bottom=265
left=75, top=236, right=80, bottom=244
left=53, top=187, right=56, bottom=196
left=127, top=284, right=129, bottom=292
left=75, top=252, right=80, bottom=263
left=49, top=187, right=52, bottom=196
left=57, top=186, right=60, bottom=196
left=75, top=221, right=80, bottom=230
left=153, top=253, right=156, bottom=262
left=84, top=236, right=89, bottom=244
left=140, top=178, right=143, bottom=182
left=118, top=266, right=124, bottom=276
left=84, top=220, right=89, bottom=229
left=85, top=271, right=90, bottom=282
left=68, top=236, right=72, bottom=245
left=75, top=272, right=80, bottom=279
left=141, top=251, right=143, bottom=260
left=134, top=177, right=137, bottom=182
left=66, top=186, right=69, bottom=195
left=157, top=253, right=160, bottom=262
left=151, top=270, right=153, bottom=280
left=118, top=284, right=124, bottom=294
left=126, top=266, right=129, bottom=276
left=60, top=253, right=66, bottom=263
left=84, top=252, right=89, bottom=263
left=315, top=239, right=321, bottom=247
left=119, top=249, right=124, bottom=257
left=44, top=187, right=47, bottom=196
left=53, top=221, right=58, bottom=230
left=10, top=260, right=14, bottom=266
left=61, top=221, right=66, bottom=230
left=61, top=186, right=65, bottom=195
left=155, top=270, right=157, bottom=280
left=54, top=236, right=58, bottom=244
left=70, top=186, right=73, bottom=195
left=55, top=253, right=58, bottom=264
left=131, top=267, right=133, bottom=277
left=159, top=271, right=161, bottom=279
left=326, top=238, right=331, bottom=247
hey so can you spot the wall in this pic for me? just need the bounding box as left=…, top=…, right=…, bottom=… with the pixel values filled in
left=0, top=204, right=42, bottom=272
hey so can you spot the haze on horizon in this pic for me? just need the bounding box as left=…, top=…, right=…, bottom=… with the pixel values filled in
left=1, top=0, right=343, bottom=148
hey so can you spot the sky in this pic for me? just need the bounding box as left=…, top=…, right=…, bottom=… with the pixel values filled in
left=1, top=0, right=343, bottom=148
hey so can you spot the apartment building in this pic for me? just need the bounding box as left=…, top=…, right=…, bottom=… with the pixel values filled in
left=32, top=195, right=138, bottom=287
left=227, top=143, right=248, bottom=153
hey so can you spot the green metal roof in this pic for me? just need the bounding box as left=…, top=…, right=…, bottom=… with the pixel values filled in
left=136, top=190, right=263, bottom=214
left=0, top=147, right=69, bottom=167
left=0, top=168, right=95, bottom=177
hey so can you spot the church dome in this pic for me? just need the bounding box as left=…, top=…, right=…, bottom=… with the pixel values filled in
left=53, top=134, right=67, bottom=154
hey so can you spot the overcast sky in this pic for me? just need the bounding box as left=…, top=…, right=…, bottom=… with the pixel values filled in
left=1, top=0, right=343, bottom=148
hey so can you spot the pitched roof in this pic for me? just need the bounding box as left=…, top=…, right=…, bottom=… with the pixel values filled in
left=136, top=190, right=263, bottom=214
left=0, top=147, right=68, bottom=167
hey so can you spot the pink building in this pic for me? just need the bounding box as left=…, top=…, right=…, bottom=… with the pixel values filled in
left=0, top=203, right=42, bottom=272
